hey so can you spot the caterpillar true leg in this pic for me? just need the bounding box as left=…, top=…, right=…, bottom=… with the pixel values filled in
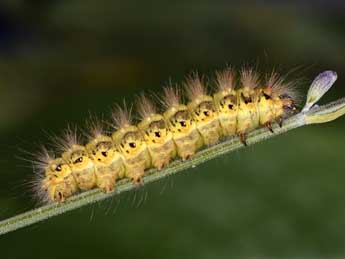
left=264, top=122, right=274, bottom=133
left=238, top=132, right=248, bottom=146
left=277, top=117, right=283, bottom=128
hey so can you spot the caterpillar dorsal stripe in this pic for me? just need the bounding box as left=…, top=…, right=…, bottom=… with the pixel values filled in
left=35, top=67, right=302, bottom=203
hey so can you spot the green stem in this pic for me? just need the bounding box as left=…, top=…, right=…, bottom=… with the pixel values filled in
left=1, top=98, right=345, bottom=236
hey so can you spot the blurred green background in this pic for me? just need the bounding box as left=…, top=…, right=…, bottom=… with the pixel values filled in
left=0, top=1, right=345, bottom=258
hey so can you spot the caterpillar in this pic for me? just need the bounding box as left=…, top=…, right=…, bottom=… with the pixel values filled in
left=34, top=67, right=300, bottom=204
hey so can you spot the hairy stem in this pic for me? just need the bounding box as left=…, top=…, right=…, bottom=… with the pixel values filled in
left=0, top=98, right=344, bottom=236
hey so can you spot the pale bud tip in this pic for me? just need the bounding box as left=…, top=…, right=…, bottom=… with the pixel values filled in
left=302, top=70, right=338, bottom=112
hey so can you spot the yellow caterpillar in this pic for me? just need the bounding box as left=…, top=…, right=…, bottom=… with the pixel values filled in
left=35, top=67, right=298, bottom=203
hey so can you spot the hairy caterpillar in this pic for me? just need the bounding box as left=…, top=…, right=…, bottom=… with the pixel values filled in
left=34, top=67, right=300, bottom=203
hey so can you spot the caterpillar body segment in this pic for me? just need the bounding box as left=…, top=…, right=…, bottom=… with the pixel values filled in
left=41, top=157, right=78, bottom=203
left=185, top=76, right=222, bottom=146
left=61, top=144, right=97, bottom=191
left=236, top=70, right=261, bottom=143
left=85, top=134, right=125, bottom=193
left=257, top=85, right=276, bottom=132
left=257, top=74, right=287, bottom=131
left=137, top=96, right=176, bottom=170
left=162, top=87, right=203, bottom=160
left=213, top=69, right=238, bottom=136
left=111, top=106, right=151, bottom=183
left=112, top=126, right=150, bottom=183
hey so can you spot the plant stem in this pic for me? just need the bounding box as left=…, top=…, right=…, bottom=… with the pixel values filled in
left=0, top=97, right=344, bottom=236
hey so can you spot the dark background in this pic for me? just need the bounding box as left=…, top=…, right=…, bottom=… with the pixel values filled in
left=0, top=1, right=345, bottom=258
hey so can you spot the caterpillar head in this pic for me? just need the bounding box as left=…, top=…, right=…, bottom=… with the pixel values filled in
left=281, top=93, right=298, bottom=115
left=86, top=135, right=117, bottom=165
left=62, top=145, right=91, bottom=171
left=33, top=147, right=71, bottom=203
left=40, top=157, right=77, bottom=203
left=45, top=157, right=72, bottom=180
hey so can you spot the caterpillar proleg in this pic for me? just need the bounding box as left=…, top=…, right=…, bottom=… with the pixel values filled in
left=34, top=67, right=336, bottom=204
